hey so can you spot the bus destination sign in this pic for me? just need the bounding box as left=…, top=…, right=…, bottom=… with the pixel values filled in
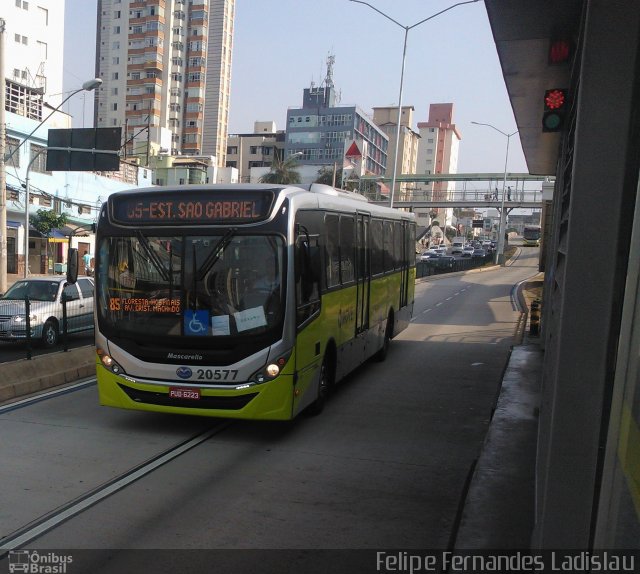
left=111, top=190, right=275, bottom=225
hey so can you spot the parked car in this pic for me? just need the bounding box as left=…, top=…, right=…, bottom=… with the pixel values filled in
left=420, top=249, right=439, bottom=260
left=432, top=255, right=455, bottom=269
left=0, top=277, right=95, bottom=347
left=423, top=254, right=455, bottom=270
left=461, top=245, right=475, bottom=257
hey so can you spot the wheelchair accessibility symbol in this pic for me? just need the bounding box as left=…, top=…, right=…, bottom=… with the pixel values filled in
left=184, top=310, right=210, bottom=336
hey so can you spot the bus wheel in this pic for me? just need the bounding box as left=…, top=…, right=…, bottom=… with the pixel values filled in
left=308, top=356, right=331, bottom=416
left=375, top=315, right=393, bottom=362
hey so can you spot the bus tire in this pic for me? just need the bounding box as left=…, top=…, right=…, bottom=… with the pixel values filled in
left=375, top=314, right=393, bottom=362
left=308, top=354, right=333, bottom=416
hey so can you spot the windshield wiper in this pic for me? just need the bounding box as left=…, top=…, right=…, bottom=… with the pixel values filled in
left=135, top=231, right=171, bottom=282
left=196, top=229, right=236, bottom=281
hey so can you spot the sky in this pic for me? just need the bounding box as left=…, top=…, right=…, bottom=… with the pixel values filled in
left=63, top=0, right=528, bottom=178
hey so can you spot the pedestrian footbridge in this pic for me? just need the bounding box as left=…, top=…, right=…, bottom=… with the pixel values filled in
left=358, top=172, right=551, bottom=209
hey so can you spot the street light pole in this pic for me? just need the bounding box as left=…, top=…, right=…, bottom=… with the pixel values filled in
left=0, top=18, right=7, bottom=293
left=471, top=121, right=518, bottom=266
left=350, top=0, right=480, bottom=209
left=4, top=78, right=102, bottom=166
left=13, top=78, right=102, bottom=277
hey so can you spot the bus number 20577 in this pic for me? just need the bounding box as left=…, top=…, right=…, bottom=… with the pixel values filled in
left=196, top=369, right=239, bottom=381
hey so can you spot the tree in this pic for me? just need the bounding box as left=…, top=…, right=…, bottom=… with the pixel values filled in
left=315, top=165, right=338, bottom=186
left=31, top=209, right=68, bottom=273
left=341, top=172, right=360, bottom=192
left=31, top=209, right=67, bottom=237
left=259, top=154, right=302, bottom=184
left=313, top=165, right=360, bottom=192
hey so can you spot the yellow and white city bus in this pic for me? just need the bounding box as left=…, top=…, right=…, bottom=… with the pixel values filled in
left=94, top=183, right=416, bottom=420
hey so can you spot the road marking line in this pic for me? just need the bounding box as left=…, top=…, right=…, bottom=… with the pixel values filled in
left=0, top=422, right=231, bottom=553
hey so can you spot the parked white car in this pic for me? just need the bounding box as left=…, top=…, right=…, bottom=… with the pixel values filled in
left=0, top=277, right=95, bottom=347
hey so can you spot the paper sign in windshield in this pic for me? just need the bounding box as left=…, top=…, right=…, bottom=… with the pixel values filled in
left=211, top=315, right=231, bottom=336
left=234, top=307, right=267, bottom=332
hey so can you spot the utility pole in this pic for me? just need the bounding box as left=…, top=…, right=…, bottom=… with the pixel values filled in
left=0, top=18, right=7, bottom=293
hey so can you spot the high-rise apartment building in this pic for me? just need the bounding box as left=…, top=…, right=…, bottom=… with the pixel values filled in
left=416, top=103, right=461, bottom=226
left=94, top=0, right=234, bottom=167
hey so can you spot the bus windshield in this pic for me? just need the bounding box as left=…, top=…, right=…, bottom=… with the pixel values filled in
left=97, top=233, right=284, bottom=339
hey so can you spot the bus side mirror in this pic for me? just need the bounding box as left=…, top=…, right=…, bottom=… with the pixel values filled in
left=66, top=248, right=79, bottom=284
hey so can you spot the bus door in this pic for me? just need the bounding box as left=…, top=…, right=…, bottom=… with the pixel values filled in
left=399, top=220, right=410, bottom=309
left=356, top=213, right=370, bottom=334
left=292, top=228, right=322, bottom=413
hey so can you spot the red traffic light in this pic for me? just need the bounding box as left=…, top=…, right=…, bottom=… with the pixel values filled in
left=542, top=89, right=568, bottom=133
left=544, top=89, right=566, bottom=110
left=549, top=39, right=572, bottom=65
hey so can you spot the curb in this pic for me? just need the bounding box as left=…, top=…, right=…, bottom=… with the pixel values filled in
left=0, top=347, right=96, bottom=403
left=417, top=263, right=500, bottom=282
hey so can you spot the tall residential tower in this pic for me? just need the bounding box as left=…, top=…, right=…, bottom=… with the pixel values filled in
left=94, top=0, right=234, bottom=167
left=416, top=103, right=461, bottom=227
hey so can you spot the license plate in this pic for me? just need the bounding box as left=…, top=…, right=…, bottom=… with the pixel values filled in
left=169, top=387, right=201, bottom=400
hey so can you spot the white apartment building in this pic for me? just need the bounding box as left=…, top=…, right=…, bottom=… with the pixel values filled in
left=226, top=121, right=284, bottom=183
left=372, top=105, right=420, bottom=200
left=94, top=0, right=234, bottom=167
left=416, top=103, right=461, bottom=227
left=4, top=0, right=64, bottom=120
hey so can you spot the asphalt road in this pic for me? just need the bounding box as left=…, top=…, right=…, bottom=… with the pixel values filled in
left=0, top=250, right=539, bottom=572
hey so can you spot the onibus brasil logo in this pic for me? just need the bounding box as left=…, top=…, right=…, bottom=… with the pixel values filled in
left=7, top=551, right=73, bottom=573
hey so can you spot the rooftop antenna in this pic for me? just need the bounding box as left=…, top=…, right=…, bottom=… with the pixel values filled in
left=324, top=53, right=335, bottom=89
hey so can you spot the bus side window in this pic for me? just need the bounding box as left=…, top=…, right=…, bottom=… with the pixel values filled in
left=295, top=236, right=320, bottom=327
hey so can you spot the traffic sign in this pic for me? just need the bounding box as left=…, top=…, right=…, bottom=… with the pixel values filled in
left=46, top=127, right=121, bottom=171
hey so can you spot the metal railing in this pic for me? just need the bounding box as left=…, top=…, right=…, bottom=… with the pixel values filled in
left=415, top=252, right=494, bottom=279
left=362, top=187, right=544, bottom=206
left=0, top=295, right=88, bottom=359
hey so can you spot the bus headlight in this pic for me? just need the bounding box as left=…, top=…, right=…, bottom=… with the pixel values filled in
left=97, top=347, right=125, bottom=375
left=250, top=350, right=292, bottom=384
left=266, top=363, right=280, bottom=378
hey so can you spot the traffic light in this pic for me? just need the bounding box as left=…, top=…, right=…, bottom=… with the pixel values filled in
left=542, top=89, right=568, bottom=132
left=548, top=39, right=572, bottom=65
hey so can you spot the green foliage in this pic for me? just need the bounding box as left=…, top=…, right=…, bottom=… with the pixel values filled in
left=342, top=173, right=359, bottom=192
left=31, top=209, right=67, bottom=237
left=259, top=154, right=302, bottom=184
left=315, top=166, right=338, bottom=186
